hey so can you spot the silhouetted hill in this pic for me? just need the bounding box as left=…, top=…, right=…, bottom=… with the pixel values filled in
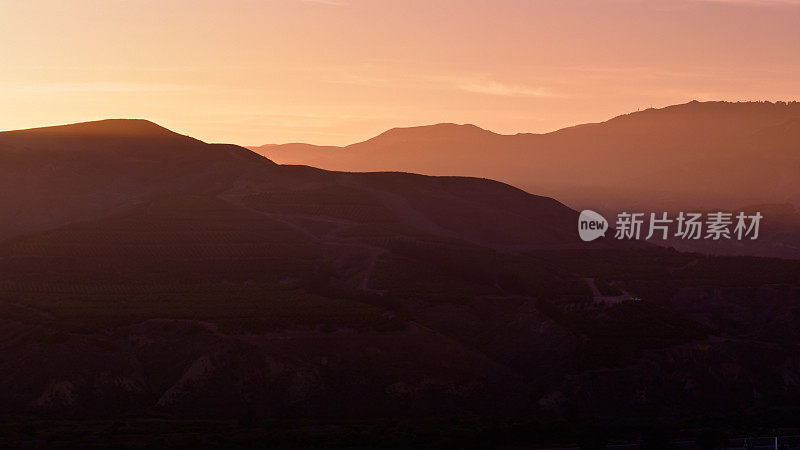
left=0, top=120, right=271, bottom=242
left=0, top=119, right=595, bottom=252
left=1, top=119, right=184, bottom=139
left=363, top=123, right=499, bottom=143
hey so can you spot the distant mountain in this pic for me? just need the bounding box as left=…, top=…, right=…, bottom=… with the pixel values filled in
left=252, top=101, right=800, bottom=213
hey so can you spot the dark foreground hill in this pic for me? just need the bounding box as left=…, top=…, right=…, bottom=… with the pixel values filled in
left=0, top=119, right=583, bottom=251
left=0, top=120, right=799, bottom=446
left=0, top=119, right=270, bottom=243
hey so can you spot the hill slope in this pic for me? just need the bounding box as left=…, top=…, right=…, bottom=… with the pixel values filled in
left=0, top=119, right=270, bottom=242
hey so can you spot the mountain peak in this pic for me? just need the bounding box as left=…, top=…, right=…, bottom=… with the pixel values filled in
left=357, top=123, right=497, bottom=146
left=0, top=119, right=194, bottom=141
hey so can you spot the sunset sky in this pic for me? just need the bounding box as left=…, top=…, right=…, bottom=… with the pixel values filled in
left=1, top=0, right=798, bottom=145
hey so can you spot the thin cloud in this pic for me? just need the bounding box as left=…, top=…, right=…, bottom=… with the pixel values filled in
left=456, top=80, right=558, bottom=98
left=0, top=81, right=201, bottom=95
left=690, top=0, right=800, bottom=5
left=318, top=67, right=563, bottom=99
left=301, top=0, right=347, bottom=5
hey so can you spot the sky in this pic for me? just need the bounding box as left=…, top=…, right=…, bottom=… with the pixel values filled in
left=0, top=0, right=798, bottom=146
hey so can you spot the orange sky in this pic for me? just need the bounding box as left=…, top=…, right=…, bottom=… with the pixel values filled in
left=1, top=0, right=798, bottom=145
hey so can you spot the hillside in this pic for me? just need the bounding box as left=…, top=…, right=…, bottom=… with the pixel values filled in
left=0, top=119, right=270, bottom=242
left=1, top=120, right=799, bottom=440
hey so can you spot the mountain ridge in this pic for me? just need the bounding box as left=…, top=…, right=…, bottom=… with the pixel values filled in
left=1, top=115, right=800, bottom=426
left=0, top=118, right=194, bottom=141
left=0, top=119, right=592, bottom=252
left=250, top=100, right=800, bottom=149
left=252, top=100, right=800, bottom=214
